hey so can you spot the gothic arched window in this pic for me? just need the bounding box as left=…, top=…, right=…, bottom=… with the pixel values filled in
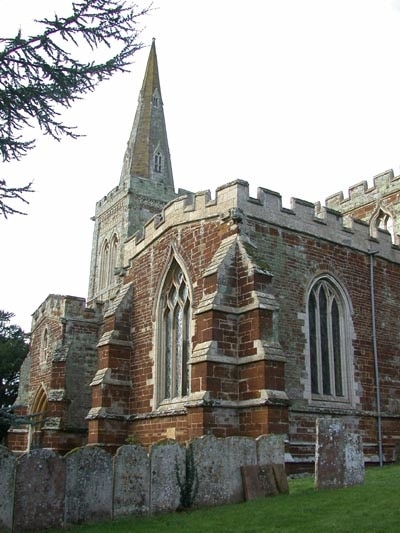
left=308, top=277, right=352, bottom=401
left=99, top=234, right=119, bottom=292
left=158, top=260, right=191, bottom=403
left=30, top=385, right=48, bottom=449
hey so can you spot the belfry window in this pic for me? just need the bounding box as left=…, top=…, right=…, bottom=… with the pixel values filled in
left=308, top=277, right=350, bottom=400
left=159, top=261, right=191, bottom=402
left=154, top=152, right=162, bottom=173
left=99, top=234, right=119, bottom=291
left=109, top=234, right=119, bottom=283
left=99, top=239, right=110, bottom=290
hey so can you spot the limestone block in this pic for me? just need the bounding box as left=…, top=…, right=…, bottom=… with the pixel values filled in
left=149, top=440, right=185, bottom=514
left=0, top=446, right=16, bottom=531
left=113, top=445, right=150, bottom=517
left=65, top=446, right=112, bottom=525
left=13, top=449, right=65, bottom=532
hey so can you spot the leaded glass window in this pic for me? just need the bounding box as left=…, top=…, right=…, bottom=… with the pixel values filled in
left=161, top=263, right=190, bottom=400
left=308, top=278, right=345, bottom=399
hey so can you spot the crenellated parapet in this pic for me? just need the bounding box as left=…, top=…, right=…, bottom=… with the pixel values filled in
left=31, top=295, right=99, bottom=331
left=123, top=179, right=400, bottom=268
left=326, top=168, right=400, bottom=212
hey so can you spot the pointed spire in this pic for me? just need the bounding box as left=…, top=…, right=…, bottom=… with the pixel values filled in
left=120, top=39, right=174, bottom=188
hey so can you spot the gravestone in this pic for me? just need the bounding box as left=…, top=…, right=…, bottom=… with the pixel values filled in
left=65, top=446, right=113, bottom=525
left=13, top=449, right=65, bottom=532
left=241, top=464, right=279, bottom=499
left=241, top=463, right=289, bottom=501
left=0, top=446, right=16, bottom=531
left=191, top=435, right=257, bottom=507
left=113, top=444, right=150, bottom=517
left=272, top=463, right=289, bottom=493
left=256, top=434, right=286, bottom=464
left=149, top=440, right=185, bottom=513
left=315, top=418, right=364, bottom=489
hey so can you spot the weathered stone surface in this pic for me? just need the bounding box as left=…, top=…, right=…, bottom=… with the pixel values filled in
left=149, top=440, right=185, bottom=514
left=256, top=434, right=286, bottom=464
left=315, top=418, right=364, bottom=489
left=343, top=432, right=365, bottom=487
left=13, top=449, right=65, bottom=532
left=241, top=464, right=287, bottom=500
left=113, top=445, right=150, bottom=517
left=65, top=446, right=112, bottom=525
left=241, top=465, right=264, bottom=500
left=0, top=446, right=16, bottom=531
left=272, top=463, right=289, bottom=493
left=259, top=464, right=279, bottom=496
left=191, top=435, right=257, bottom=507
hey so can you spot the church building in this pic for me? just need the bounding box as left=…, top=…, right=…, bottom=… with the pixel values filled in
left=9, top=40, right=400, bottom=471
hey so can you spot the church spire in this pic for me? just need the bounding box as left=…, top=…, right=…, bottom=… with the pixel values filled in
left=120, top=39, right=174, bottom=188
left=88, top=41, right=178, bottom=305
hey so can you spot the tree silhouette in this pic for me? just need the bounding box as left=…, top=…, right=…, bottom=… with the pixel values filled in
left=0, top=0, right=149, bottom=217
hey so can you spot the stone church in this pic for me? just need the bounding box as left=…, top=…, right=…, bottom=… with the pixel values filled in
left=9, top=40, right=400, bottom=470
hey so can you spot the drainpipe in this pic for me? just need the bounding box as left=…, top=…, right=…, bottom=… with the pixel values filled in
left=368, top=250, right=383, bottom=467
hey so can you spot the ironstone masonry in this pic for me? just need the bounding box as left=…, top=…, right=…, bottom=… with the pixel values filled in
left=8, top=40, right=400, bottom=471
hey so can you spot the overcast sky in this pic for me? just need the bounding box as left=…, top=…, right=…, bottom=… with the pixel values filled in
left=2, top=0, right=400, bottom=332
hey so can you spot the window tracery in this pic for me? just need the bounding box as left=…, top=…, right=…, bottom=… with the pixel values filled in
left=157, top=259, right=191, bottom=404
left=308, top=276, right=352, bottom=403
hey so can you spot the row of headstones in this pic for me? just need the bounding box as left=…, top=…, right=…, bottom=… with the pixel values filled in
left=0, top=434, right=285, bottom=532
left=0, top=419, right=365, bottom=533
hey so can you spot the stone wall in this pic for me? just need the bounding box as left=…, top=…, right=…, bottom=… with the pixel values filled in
left=8, top=296, right=101, bottom=454
left=0, top=434, right=284, bottom=532
left=88, top=178, right=400, bottom=463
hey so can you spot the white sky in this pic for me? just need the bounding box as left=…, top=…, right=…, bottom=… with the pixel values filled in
left=2, top=0, right=400, bottom=332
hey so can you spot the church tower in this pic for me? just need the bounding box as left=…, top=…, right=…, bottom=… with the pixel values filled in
left=87, top=39, right=178, bottom=305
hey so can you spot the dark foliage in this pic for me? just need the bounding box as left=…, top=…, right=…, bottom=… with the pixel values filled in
left=0, top=310, right=29, bottom=441
left=0, top=0, right=149, bottom=217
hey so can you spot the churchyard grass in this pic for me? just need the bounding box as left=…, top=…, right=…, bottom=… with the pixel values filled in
left=48, top=464, right=400, bottom=533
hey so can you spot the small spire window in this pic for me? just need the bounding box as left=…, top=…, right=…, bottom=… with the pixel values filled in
left=154, top=152, right=162, bottom=173
left=153, top=96, right=159, bottom=107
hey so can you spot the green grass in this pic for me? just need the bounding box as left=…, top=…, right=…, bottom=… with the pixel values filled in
left=49, top=465, right=400, bottom=533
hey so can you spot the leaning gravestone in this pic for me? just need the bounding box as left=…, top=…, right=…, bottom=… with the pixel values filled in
left=241, top=464, right=279, bottom=500
left=13, top=449, right=65, bottom=532
left=64, top=446, right=113, bottom=525
left=113, top=444, right=150, bottom=517
left=241, top=463, right=289, bottom=501
left=0, top=446, right=16, bottom=532
left=315, top=418, right=364, bottom=489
